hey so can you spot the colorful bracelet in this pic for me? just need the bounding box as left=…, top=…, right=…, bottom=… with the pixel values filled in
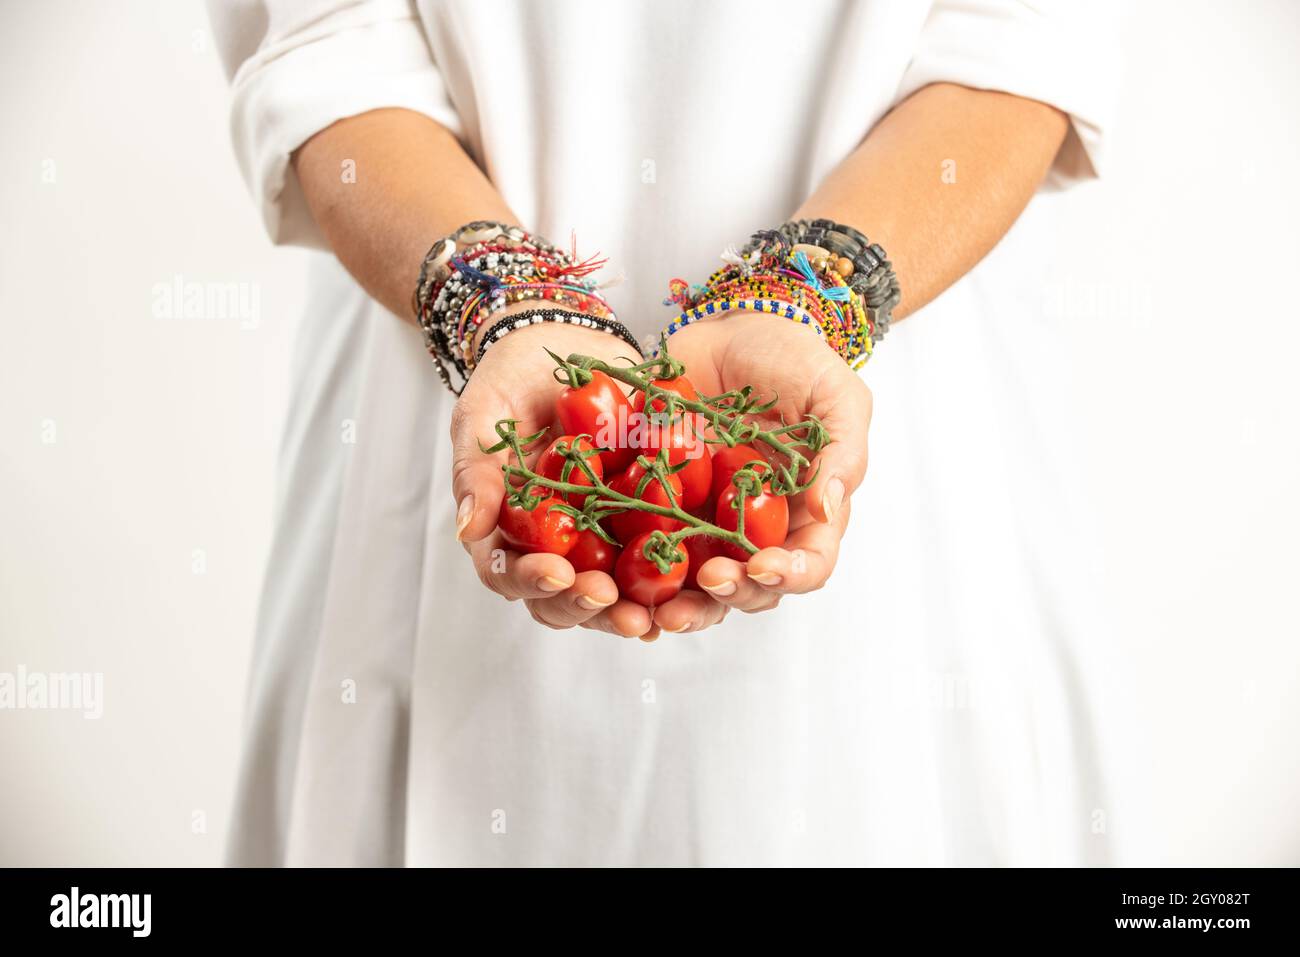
left=748, top=219, right=901, bottom=343
left=661, top=297, right=825, bottom=341
left=656, top=220, right=899, bottom=369
left=413, top=221, right=618, bottom=393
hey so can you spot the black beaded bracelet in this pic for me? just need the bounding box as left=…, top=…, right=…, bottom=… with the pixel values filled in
left=475, top=308, right=644, bottom=365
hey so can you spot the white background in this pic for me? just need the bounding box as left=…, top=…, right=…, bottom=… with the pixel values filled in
left=1, top=0, right=1297, bottom=866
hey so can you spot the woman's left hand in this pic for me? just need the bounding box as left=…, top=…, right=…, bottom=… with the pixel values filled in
left=648, top=312, right=873, bottom=633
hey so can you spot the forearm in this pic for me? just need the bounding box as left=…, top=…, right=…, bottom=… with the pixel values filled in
left=293, top=107, right=518, bottom=322
left=794, top=82, right=1069, bottom=320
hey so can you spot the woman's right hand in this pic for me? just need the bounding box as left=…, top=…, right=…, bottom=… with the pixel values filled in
left=450, top=314, right=663, bottom=639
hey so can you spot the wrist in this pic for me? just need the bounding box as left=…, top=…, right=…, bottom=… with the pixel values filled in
left=654, top=219, right=898, bottom=371
left=412, top=220, right=619, bottom=392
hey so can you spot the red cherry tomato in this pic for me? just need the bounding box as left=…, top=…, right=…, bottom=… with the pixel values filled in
left=615, top=532, right=688, bottom=607
left=497, top=495, right=578, bottom=556
left=714, top=478, right=789, bottom=560
left=682, top=534, right=724, bottom=591
left=536, top=435, right=603, bottom=507
left=637, top=413, right=712, bottom=511
left=710, top=443, right=766, bottom=504
left=567, top=528, right=620, bottom=575
left=555, top=369, right=635, bottom=473
left=608, top=461, right=685, bottom=545
left=632, top=375, right=699, bottom=415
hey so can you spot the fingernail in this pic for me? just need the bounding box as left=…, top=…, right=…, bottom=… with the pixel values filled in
left=455, top=495, right=475, bottom=540
left=538, top=576, right=569, bottom=593
left=748, top=571, right=782, bottom=587
left=662, top=622, right=692, bottom=633
left=821, top=477, right=845, bottom=523
left=577, top=594, right=615, bottom=610
left=638, top=627, right=661, bottom=643
left=701, top=580, right=737, bottom=597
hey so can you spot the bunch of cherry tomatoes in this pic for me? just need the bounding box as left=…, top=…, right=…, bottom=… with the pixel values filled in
left=496, top=367, right=791, bottom=608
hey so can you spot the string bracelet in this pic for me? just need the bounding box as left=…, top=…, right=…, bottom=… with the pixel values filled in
left=413, top=221, right=618, bottom=393
left=657, top=220, right=900, bottom=369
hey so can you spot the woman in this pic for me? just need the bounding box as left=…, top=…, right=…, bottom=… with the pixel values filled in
left=211, top=0, right=1117, bottom=866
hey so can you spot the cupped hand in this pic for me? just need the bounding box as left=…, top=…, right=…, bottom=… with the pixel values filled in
left=450, top=312, right=658, bottom=639
left=648, top=312, right=872, bottom=632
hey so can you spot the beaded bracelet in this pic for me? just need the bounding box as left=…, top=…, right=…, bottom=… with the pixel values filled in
left=661, top=261, right=865, bottom=359
left=701, top=269, right=867, bottom=347
left=747, top=219, right=901, bottom=343
left=657, top=220, right=899, bottom=369
left=741, top=235, right=881, bottom=357
left=413, top=220, right=618, bottom=393
left=662, top=297, right=825, bottom=341
left=475, top=308, right=644, bottom=364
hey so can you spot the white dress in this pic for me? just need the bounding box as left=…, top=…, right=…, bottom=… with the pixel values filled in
left=211, top=0, right=1119, bottom=866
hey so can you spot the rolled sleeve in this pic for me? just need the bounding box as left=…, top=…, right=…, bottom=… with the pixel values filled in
left=210, top=0, right=464, bottom=248
left=896, top=0, right=1123, bottom=188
